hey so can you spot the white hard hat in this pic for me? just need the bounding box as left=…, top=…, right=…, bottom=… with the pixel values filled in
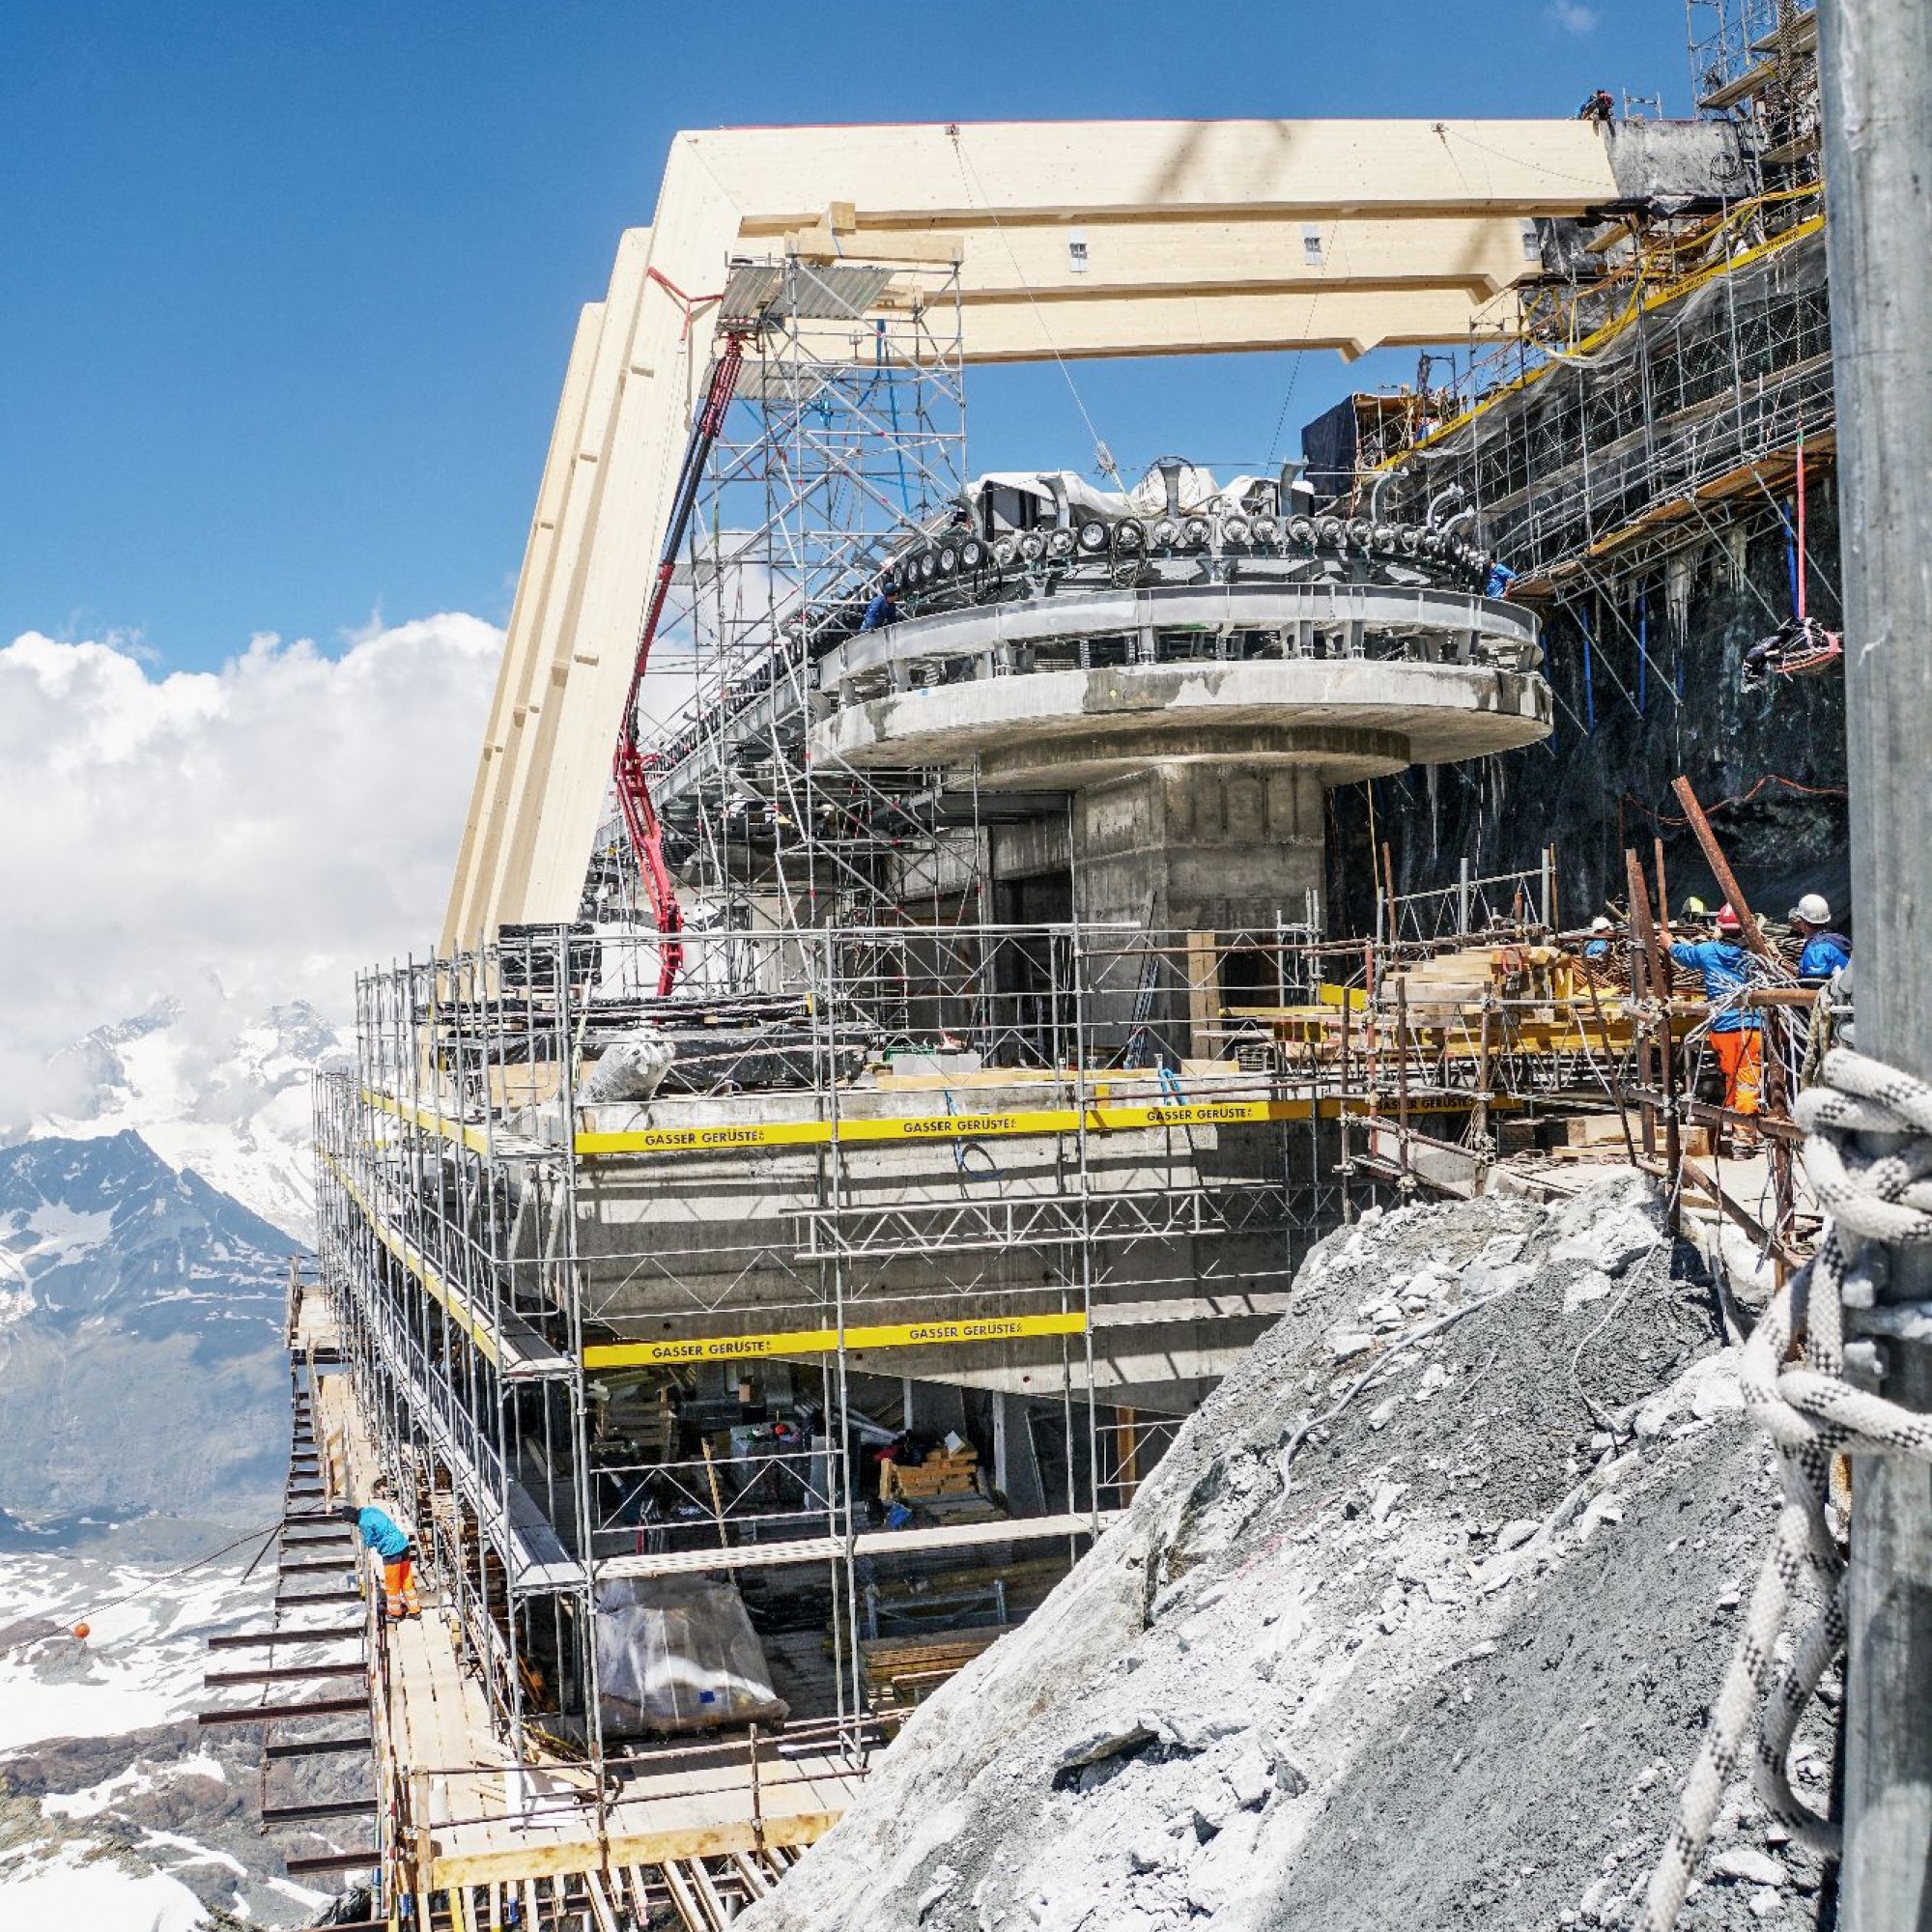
left=1788, top=893, right=1832, bottom=925
left=1590, top=916, right=1612, bottom=933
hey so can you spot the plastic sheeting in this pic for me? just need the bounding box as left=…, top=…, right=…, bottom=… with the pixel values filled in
left=596, top=1577, right=789, bottom=1736
left=578, top=1031, right=675, bottom=1103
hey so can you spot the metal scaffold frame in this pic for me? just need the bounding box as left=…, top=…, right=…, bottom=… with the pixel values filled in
left=1347, top=16, right=1829, bottom=603
left=311, top=913, right=1377, bottom=1907
left=588, top=254, right=981, bottom=941
left=313, top=844, right=1840, bottom=1919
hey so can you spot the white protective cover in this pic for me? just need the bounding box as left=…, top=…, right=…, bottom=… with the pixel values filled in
left=596, top=1577, right=790, bottom=1735
left=578, top=1030, right=676, bottom=1103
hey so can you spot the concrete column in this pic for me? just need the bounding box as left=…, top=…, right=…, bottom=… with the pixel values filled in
left=1071, top=762, right=1325, bottom=931
left=993, top=1393, right=1047, bottom=1514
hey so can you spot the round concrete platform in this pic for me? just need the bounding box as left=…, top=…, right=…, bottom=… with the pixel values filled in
left=811, top=654, right=1551, bottom=788
left=820, top=581, right=1540, bottom=689
left=809, top=581, right=1548, bottom=786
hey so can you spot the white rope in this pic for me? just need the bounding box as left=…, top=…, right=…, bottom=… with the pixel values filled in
left=1637, top=1046, right=1932, bottom=1930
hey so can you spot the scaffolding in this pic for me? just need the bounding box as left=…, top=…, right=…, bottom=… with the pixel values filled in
left=311, top=912, right=1379, bottom=1909
left=1331, top=13, right=1831, bottom=599
left=312, top=825, right=1843, bottom=1918
left=1687, top=0, right=1821, bottom=168
left=587, top=254, right=980, bottom=939
left=1388, top=212, right=1831, bottom=591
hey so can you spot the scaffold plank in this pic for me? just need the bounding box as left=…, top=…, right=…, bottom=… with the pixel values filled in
left=578, top=1094, right=1312, bottom=1157
left=595, top=1535, right=843, bottom=1579
left=594, top=1510, right=1113, bottom=1581
left=572, top=1088, right=1495, bottom=1159
left=1091, top=1292, right=1292, bottom=1329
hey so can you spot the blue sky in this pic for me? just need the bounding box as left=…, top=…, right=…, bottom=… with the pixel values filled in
left=3, top=1, right=1695, bottom=670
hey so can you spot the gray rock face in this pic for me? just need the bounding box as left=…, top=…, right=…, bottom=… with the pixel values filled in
left=0, top=1132, right=291, bottom=1540
left=1346, top=502, right=1851, bottom=941
left=737, top=1177, right=1838, bottom=1932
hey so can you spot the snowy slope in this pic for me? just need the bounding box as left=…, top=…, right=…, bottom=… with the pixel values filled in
left=0, top=1549, right=352, bottom=1929
left=0, top=1548, right=272, bottom=1752
left=27, top=995, right=346, bottom=1242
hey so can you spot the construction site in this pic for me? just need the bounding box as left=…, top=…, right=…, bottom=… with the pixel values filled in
left=188, top=4, right=1932, bottom=1925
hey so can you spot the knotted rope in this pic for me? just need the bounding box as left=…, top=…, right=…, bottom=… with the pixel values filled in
left=1638, top=1046, right=1932, bottom=1930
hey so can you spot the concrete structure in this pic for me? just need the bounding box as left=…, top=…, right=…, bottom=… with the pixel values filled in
left=302, top=99, right=1834, bottom=1932
left=440, top=116, right=1623, bottom=952
left=811, top=580, right=1547, bottom=926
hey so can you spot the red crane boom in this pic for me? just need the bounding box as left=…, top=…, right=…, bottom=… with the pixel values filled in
left=611, top=331, right=748, bottom=996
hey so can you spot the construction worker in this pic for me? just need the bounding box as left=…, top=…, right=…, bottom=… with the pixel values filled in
left=1667, top=903, right=1763, bottom=1152
left=1582, top=915, right=1615, bottom=962
left=1787, top=893, right=1852, bottom=980
left=338, top=1498, right=421, bottom=1621
left=1579, top=89, right=1615, bottom=124
left=860, top=586, right=896, bottom=632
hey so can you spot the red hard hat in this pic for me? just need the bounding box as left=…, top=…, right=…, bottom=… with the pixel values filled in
left=1714, top=903, right=1741, bottom=933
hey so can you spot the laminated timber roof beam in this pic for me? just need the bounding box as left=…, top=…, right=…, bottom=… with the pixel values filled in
left=442, top=117, right=1620, bottom=948
left=774, top=213, right=1551, bottom=307
left=905, top=289, right=1527, bottom=365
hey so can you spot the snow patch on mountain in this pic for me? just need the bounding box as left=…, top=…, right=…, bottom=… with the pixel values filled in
left=0, top=1844, right=210, bottom=1932
left=42, top=1751, right=228, bottom=1822
left=0, top=1547, right=362, bottom=1929
left=0, top=1548, right=274, bottom=1752
left=25, top=992, right=346, bottom=1243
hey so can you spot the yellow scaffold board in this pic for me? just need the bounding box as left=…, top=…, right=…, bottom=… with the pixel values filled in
left=583, top=1309, right=1087, bottom=1371
left=363, top=1087, right=493, bottom=1155
left=573, top=1094, right=1448, bottom=1159
left=323, top=1153, right=503, bottom=1370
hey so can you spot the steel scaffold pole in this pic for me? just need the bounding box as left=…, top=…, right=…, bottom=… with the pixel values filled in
left=1819, top=0, right=1932, bottom=1921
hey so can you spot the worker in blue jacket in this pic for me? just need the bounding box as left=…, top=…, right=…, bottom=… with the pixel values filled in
left=337, top=1497, right=421, bottom=1621
left=1787, top=894, right=1852, bottom=980
left=1666, top=903, right=1763, bottom=1153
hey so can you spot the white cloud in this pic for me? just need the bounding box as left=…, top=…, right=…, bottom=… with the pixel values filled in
left=0, top=616, right=502, bottom=1123
left=1549, top=0, right=1600, bottom=31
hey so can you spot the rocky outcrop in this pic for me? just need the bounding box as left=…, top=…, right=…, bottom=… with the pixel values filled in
left=742, top=1177, right=1836, bottom=1932
left=1332, top=504, right=1850, bottom=932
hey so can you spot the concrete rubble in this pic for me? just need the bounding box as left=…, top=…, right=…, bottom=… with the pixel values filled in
left=740, top=1174, right=1840, bottom=1932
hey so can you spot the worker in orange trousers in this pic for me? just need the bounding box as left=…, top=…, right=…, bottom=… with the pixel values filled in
left=1667, top=904, right=1764, bottom=1153
left=338, top=1499, right=422, bottom=1621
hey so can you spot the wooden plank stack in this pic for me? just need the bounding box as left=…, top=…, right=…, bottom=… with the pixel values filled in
left=860, top=1629, right=1004, bottom=1713
left=880, top=1443, right=981, bottom=1504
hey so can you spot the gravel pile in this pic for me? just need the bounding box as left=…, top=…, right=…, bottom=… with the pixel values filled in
left=739, top=1174, right=1839, bottom=1932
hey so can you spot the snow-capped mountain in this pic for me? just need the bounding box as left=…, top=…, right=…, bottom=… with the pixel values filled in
left=0, top=1127, right=345, bottom=1926
left=27, top=995, right=347, bottom=1242
left=0, top=1133, right=294, bottom=1535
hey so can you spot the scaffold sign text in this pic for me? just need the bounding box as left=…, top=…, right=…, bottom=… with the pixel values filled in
left=583, top=1309, right=1087, bottom=1369
left=574, top=1095, right=1328, bottom=1158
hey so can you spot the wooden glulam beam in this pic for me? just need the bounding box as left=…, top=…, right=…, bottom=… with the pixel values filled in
left=442, top=116, right=1617, bottom=945
left=768, top=212, right=1542, bottom=301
